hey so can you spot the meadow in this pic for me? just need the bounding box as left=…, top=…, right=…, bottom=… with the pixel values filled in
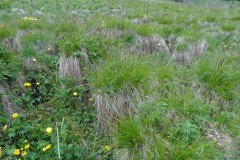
left=0, top=0, right=240, bottom=159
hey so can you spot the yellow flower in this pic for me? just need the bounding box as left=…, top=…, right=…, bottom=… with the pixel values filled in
left=46, top=127, right=52, bottom=133
left=43, top=144, right=51, bottom=151
left=45, top=144, right=51, bottom=150
left=105, top=145, right=111, bottom=151
left=24, top=140, right=28, bottom=143
left=22, top=16, right=37, bottom=21
left=24, top=82, right=31, bottom=87
left=73, top=92, right=78, bottom=96
left=157, top=43, right=161, bottom=46
left=168, top=43, right=172, bottom=46
left=20, top=148, right=23, bottom=150
left=89, top=98, right=93, bottom=101
left=32, top=58, right=36, bottom=62
left=12, top=113, right=19, bottom=118
left=24, top=144, right=30, bottom=149
left=21, top=151, right=27, bottom=156
left=2, top=125, right=7, bottom=131
left=13, top=149, right=20, bottom=155
left=36, top=82, right=40, bottom=85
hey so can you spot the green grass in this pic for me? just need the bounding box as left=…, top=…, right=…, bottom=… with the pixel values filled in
left=0, top=0, right=240, bottom=159
left=89, top=54, right=153, bottom=93
left=195, top=54, right=239, bottom=100
left=115, top=115, right=144, bottom=150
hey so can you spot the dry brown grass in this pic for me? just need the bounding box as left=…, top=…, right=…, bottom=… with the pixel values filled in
left=174, top=52, right=190, bottom=64
left=45, top=44, right=58, bottom=55
left=95, top=90, right=143, bottom=131
left=22, top=57, right=37, bottom=68
left=173, top=39, right=207, bottom=64
left=2, top=37, right=21, bottom=53
left=189, top=40, right=207, bottom=56
left=59, top=56, right=83, bottom=84
left=0, top=82, right=18, bottom=115
left=1, top=30, right=31, bottom=53
left=207, top=122, right=236, bottom=157
left=130, top=34, right=170, bottom=54
left=91, top=28, right=126, bottom=38
left=130, top=16, right=148, bottom=24
left=14, top=73, right=27, bottom=92
left=1, top=95, right=16, bottom=115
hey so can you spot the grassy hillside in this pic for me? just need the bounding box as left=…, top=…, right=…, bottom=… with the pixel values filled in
left=0, top=0, right=240, bottom=159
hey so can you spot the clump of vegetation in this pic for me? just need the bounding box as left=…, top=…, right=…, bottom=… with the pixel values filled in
left=0, top=25, right=11, bottom=39
left=0, top=0, right=12, bottom=9
left=90, top=54, right=153, bottom=93
left=195, top=54, right=239, bottom=100
left=115, top=116, right=144, bottom=150
left=220, top=24, right=237, bottom=31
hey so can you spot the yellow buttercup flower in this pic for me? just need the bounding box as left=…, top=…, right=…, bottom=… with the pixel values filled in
left=24, top=144, right=30, bottom=149
left=46, top=127, right=52, bottom=133
left=13, top=149, right=20, bottom=155
left=73, top=92, right=78, bottom=96
left=12, top=113, right=19, bottom=118
left=43, top=144, right=51, bottom=151
left=36, top=82, right=40, bottom=85
left=45, top=144, right=51, bottom=150
left=22, top=16, right=38, bottom=21
left=24, top=82, right=31, bottom=87
left=89, top=98, right=93, bottom=101
left=2, top=125, right=7, bottom=131
left=21, top=151, right=27, bottom=156
left=105, top=145, right=111, bottom=151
